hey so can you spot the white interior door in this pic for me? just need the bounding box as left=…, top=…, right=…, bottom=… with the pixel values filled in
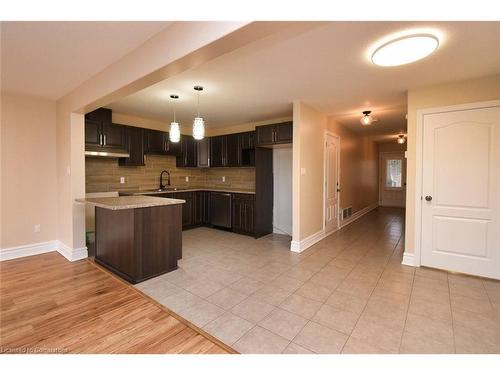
left=324, top=133, right=340, bottom=233
left=379, top=152, right=407, bottom=207
left=421, top=105, right=500, bottom=279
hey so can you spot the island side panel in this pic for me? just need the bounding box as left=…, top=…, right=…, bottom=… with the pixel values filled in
left=135, top=204, right=182, bottom=282
left=95, top=207, right=136, bottom=282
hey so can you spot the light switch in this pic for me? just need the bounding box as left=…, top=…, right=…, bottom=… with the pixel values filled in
left=185, top=176, right=189, bottom=182
left=222, top=176, right=226, bottom=182
left=120, top=177, right=125, bottom=184
left=301, top=168, right=306, bottom=176
left=34, top=224, right=41, bottom=233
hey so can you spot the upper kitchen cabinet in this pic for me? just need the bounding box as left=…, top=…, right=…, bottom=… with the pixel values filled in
left=144, top=129, right=180, bottom=155
left=176, top=135, right=197, bottom=168
left=225, top=133, right=240, bottom=167
left=119, top=126, right=145, bottom=167
left=256, top=121, right=293, bottom=147
left=197, top=137, right=210, bottom=168
left=210, top=135, right=225, bottom=167
left=85, top=108, right=127, bottom=152
left=210, top=132, right=254, bottom=167
left=240, top=131, right=255, bottom=167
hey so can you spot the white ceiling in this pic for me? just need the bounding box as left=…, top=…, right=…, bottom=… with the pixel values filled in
left=107, top=21, right=500, bottom=135
left=1, top=21, right=171, bottom=100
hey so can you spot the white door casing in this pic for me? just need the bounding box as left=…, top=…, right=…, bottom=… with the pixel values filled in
left=379, top=152, right=407, bottom=207
left=324, top=132, right=340, bottom=233
left=420, top=104, right=500, bottom=279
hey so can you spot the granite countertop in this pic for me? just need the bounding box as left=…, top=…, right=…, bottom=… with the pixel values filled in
left=119, top=187, right=256, bottom=196
left=76, top=196, right=186, bottom=210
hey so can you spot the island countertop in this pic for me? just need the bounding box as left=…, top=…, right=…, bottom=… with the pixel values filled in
left=76, top=196, right=185, bottom=210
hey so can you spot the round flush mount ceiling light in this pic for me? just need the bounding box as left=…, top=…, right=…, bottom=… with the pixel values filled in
left=371, top=33, right=439, bottom=67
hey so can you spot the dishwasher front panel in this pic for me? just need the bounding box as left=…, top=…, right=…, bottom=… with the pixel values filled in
left=210, top=192, right=232, bottom=228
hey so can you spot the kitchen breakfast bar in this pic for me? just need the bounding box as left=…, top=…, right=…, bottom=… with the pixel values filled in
left=77, top=196, right=185, bottom=284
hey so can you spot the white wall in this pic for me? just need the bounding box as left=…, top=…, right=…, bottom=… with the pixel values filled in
left=273, top=147, right=293, bottom=235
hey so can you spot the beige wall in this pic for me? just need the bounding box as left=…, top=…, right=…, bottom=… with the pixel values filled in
left=292, top=101, right=379, bottom=243
left=405, top=74, right=500, bottom=255
left=1, top=93, right=58, bottom=248
left=378, top=141, right=407, bottom=153
left=207, top=116, right=292, bottom=136
left=327, top=118, right=379, bottom=215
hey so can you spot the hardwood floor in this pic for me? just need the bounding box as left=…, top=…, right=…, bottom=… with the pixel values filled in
left=0, top=252, right=233, bottom=354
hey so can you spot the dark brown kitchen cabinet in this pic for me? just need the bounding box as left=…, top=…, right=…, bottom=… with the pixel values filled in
left=144, top=129, right=180, bottom=155
left=176, top=135, right=197, bottom=168
left=197, top=137, right=210, bottom=167
left=194, top=191, right=210, bottom=226
left=240, top=131, right=255, bottom=150
left=240, top=131, right=255, bottom=167
left=210, top=136, right=225, bottom=167
left=173, top=191, right=194, bottom=229
left=256, top=121, right=293, bottom=146
left=232, top=193, right=255, bottom=236
left=225, top=133, right=240, bottom=167
left=85, top=108, right=126, bottom=150
left=255, top=124, right=275, bottom=146
left=119, top=126, right=145, bottom=166
left=209, top=133, right=243, bottom=167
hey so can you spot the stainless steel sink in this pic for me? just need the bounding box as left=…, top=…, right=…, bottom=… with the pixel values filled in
left=154, top=187, right=178, bottom=192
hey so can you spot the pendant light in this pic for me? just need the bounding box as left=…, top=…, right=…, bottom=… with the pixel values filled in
left=169, top=94, right=180, bottom=143
left=192, top=85, right=205, bottom=140
left=397, top=134, right=406, bottom=144
left=360, top=110, right=373, bottom=126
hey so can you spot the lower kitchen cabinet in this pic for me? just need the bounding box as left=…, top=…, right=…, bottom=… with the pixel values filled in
left=232, top=193, right=255, bottom=236
left=194, top=191, right=210, bottom=226
left=173, top=192, right=194, bottom=229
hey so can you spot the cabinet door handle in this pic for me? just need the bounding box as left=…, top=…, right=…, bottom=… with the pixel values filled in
left=100, top=133, right=103, bottom=145
left=103, top=134, right=106, bottom=146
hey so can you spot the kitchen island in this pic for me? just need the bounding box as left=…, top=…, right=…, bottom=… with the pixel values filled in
left=77, top=196, right=185, bottom=284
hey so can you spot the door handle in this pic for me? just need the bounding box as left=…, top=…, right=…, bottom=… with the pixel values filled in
left=425, top=195, right=433, bottom=201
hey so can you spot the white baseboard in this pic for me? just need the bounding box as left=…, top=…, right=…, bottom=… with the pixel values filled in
left=291, top=202, right=379, bottom=253
left=0, top=240, right=88, bottom=262
left=291, top=229, right=327, bottom=253
left=0, top=240, right=58, bottom=261
left=57, top=241, right=88, bottom=262
left=402, top=252, right=418, bottom=267
left=340, top=202, right=379, bottom=228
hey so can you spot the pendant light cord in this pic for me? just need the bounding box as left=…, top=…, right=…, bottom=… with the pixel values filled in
left=197, top=90, right=200, bottom=117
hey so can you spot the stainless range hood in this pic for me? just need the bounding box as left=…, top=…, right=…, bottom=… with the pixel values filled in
left=85, top=146, right=130, bottom=158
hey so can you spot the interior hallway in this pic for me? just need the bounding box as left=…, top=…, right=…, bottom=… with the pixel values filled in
left=137, top=208, right=500, bottom=354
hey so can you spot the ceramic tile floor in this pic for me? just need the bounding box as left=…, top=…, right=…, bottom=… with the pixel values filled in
left=135, top=208, right=500, bottom=354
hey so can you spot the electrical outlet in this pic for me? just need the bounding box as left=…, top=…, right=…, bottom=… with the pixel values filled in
left=34, top=224, right=41, bottom=233
left=222, top=176, right=226, bottom=182
left=120, top=177, right=125, bottom=184
left=185, top=176, right=189, bottom=182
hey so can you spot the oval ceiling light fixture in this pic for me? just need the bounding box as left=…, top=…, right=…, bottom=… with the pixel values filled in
left=371, top=31, right=440, bottom=67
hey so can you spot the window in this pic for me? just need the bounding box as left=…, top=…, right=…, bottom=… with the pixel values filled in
left=386, top=159, right=402, bottom=188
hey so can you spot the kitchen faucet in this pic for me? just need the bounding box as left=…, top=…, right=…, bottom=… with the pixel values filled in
left=159, top=170, right=171, bottom=190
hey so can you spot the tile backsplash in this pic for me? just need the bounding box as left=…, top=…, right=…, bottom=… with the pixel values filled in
left=85, top=154, right=255, bottom=193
